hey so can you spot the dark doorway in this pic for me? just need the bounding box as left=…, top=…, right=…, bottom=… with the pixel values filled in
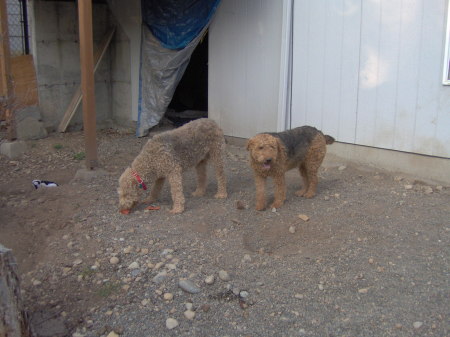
left=166, top=32, right=208, bottom=126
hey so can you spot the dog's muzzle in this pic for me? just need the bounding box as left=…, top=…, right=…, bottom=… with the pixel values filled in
left=262, top=158, right=272, bottom=170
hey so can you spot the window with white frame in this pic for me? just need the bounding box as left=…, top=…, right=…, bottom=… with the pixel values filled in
left=443, top=1, right=450, bottom=84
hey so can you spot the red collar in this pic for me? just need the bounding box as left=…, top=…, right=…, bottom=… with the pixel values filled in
left=131, top=169, right=147, bottom=190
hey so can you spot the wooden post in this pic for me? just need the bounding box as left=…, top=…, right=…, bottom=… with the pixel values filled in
left=0, top=0, right=16, bottom=141
left=78, top=0, right=98, bottom=169
left=0, top=244, right=34, bottom=337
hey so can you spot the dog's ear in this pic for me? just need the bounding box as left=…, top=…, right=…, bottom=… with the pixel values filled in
left=246, top=138, right=254, bottom=151
left=275, top=137, right=284, bottom=154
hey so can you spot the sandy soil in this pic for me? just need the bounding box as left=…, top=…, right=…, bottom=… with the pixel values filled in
left=0, top=127, right=449, bottom=337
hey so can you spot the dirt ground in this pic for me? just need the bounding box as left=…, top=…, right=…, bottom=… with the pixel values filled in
left=0, top=126, right=449, bottom=337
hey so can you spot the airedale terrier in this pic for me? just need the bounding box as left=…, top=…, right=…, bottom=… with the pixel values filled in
left=118, top=118, right=227, bottom=214
left=247, top=126, right=334, bottom=211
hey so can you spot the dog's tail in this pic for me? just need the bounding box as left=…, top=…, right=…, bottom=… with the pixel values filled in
left=324, top=135, right=335, bottom=145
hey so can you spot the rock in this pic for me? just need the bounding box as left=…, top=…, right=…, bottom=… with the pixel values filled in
left=16, top=116, right=48, bottom=140
left=179, top=279, right=201, bottom=294
left=358, top=288, right=369, bottom=294
left=298, top=214, right=310, bottom=222
left=422, top=186, right=433, bottom=194
left=242, top=254, right=252, bottom=262
left=413, top=321, right=423, bottom=329
left=205, top=275, right=215, bottom=285
left=236, top=200, right=246, bottom=210
left=0, top=141, right=27, bottom=159
left=128, top=262, right=139, bottom=270
left=163, top=293, right=174, bottom=301
left=153, top=271, right=167, bottom=284
left=106, top=332, right=119, bottom=337
left=109, top=257, right=119, bottom=265
left=338, top=165, right=347, bottom=171
left=289, top=226, right=296, bottom=234
left=218, top=270, right=231, bottom=281
left=239, top=291, right=249, bottom=298
left=185, top=302, right=193, bottom=310
left=73, top=259, right=83, bottom=266
left=165, top=318, right=179, bottom=330
left=200, top=304, right=210, bottom=312
left=184, top=310, right=195, bottom=320
left=404, top=185, right=413, bottom=190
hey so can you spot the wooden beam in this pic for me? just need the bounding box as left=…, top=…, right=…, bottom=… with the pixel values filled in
left=78, top=0, right=98, bottom=169
left=0, top=0, right=16, bottom=140
left=57, top=26, right=115, bottom=133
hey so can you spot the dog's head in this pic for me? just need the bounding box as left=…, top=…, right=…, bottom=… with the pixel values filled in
left=246, top=134, right=283, bottom=171
left=118, top=167, right=139, bottom=214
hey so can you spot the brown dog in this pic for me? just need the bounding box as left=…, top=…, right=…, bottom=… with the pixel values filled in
left=247, top=126, right=334, bottom=210
left=118, top=118, right=227, bottom=214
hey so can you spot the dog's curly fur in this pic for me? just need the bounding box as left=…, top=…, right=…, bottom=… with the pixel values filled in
left=118, top=118, right=227, bottom=214
left=247, top=126, right=334, bottom=210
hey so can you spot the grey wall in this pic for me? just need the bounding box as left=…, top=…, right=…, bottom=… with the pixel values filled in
left=32, top=0, right=119, bottom=130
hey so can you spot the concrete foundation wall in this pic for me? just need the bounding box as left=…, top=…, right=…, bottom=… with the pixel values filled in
left=110, top=24, right=132, bottom=127
left=33, top=0, right=114, bottom=131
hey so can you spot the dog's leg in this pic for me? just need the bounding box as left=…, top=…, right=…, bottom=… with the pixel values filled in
left=303, top=164, right=320, bottom=198
left=143, top=177, right=165, bottom=204
left=295, top=165, right=309, bottom=197
left=192, top=159, right=208, bottom=197
left=271, top=174, right=286, bottom=209
left=303, top=148, right=326, bottom=198
left=211, top=149, right=227, bottom=199
left=168, top=169, right=185, bottom=214
left=255, top=175, right=267, bottom=211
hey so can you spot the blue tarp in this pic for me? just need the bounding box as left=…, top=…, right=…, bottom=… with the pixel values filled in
left=141, top=0, right=221, bottom=50
left=137, top=0, right=221, bottom=137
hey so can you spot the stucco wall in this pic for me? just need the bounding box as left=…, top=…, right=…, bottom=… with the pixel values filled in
left=209, top=0, right=284, bottom=138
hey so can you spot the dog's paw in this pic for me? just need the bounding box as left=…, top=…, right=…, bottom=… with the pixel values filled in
left=303, top=192, right=315, bottom=198
left=295, top=189, right=307, bottom=197
left=169, top=207, right=184, bottom=214
left=192, top=189, right=206, bottom=197
left=270, top=200, right=284, bottom=209
left=255, top=203, right=266, bottom=211
left=214, top=192, right=228, bottom=199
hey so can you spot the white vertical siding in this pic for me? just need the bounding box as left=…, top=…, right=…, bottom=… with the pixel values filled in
left=291, top=0, right=450, bottom=158
left=209, top=0, right=284, bottom=138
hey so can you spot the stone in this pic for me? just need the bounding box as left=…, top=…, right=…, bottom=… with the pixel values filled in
left=109, top=257, right=119, bottom=265
left=184, top=310, right=195, bottom=320
left=153, top=271, right=167, bottom=284
left=128, top=262, right=139, bottom=270
left=205, top=275, right=215, bottom=285
left=218, top=270, right=231, bottom=281
left=0, top=141, right=27, bottom=159
left=413, top=321, right=423, bottom=329
left=16, top=116, right=47, bottom=140
left=298, top=214, right=309, bottom=222
left=163, top=293, right=173, bottom=301
left=166, top=318, right=179, bottom=330
left=179, top=279, right=201, bottom=294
